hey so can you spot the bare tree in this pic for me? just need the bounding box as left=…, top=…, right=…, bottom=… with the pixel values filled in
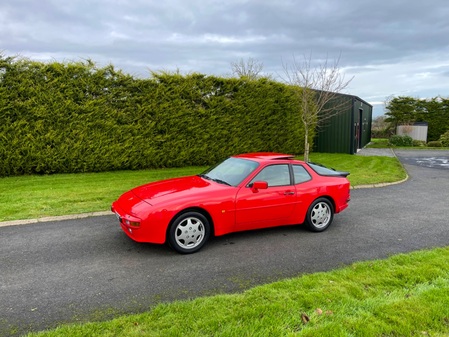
left=281, top=53, right=353, bottom=161
left=231, top=57, right=264, bottom=80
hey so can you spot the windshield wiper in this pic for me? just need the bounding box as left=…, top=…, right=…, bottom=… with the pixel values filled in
left=199, top=174, right=231, bottom=186
left=210, top=178, right=232, bottom=186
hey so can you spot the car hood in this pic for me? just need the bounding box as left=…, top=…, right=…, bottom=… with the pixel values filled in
left=130, top=175, right=219, bottom=204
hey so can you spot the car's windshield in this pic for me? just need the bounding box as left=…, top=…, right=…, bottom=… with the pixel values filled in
left=200, top=157, right=259, bottom=186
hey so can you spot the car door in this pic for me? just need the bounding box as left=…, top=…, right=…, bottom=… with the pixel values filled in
left=291, top=164, right=315, bottom=222
left=235, top=164, right=296, bottom=230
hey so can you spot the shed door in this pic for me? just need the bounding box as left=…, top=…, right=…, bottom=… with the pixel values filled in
left=354, top=109, right=363, bottom=152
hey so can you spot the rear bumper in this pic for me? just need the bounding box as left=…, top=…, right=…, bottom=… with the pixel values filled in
left=335, top=193, right=350, bottom=213
left=336, top=202, right=349, bottom=213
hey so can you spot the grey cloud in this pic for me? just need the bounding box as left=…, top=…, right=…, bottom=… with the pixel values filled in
left=1, top=0, right=449, bottom=108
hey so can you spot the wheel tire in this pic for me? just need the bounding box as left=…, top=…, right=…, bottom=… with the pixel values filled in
left=305, top=198, right=334, bottom=232
left=168, top=212, right=210, bottom=254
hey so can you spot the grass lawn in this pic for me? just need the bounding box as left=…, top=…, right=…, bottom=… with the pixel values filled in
left=366, top=138, right=390, bottom=148
left=0, top=153, right=407, bottom=222
left=25, top=247, right=449, bottom=337
left=0, top=166, right=204, bottom=222
left=308, top=153, right=406, bottom=187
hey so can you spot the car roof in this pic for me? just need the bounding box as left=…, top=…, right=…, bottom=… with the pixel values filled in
left=232, top=152, right=298, bottom=162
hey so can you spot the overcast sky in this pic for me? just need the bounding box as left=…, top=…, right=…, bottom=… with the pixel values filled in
left=1, top=0, right=449, bottom=116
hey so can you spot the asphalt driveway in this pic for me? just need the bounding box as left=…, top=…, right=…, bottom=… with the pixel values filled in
left=1, top=149, right=448, bottom=336
left=394, top=149, right=449, bottom=170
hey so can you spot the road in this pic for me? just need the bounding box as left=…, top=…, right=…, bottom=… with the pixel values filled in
left=1, top=150, right=448, bottom=336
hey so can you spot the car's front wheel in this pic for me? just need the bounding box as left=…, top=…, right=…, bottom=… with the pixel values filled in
left=168, top=212, right=210, bottom=254
left=305, top=198, right=334, bottom=232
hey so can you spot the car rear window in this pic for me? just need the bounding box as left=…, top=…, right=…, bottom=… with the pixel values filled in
left=308, top=162, right=349, bottom=177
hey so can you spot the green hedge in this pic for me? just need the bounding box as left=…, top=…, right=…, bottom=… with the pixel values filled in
left=440, top=130, right=449, bottom=147
left=0, top=56, right=305, bottom=176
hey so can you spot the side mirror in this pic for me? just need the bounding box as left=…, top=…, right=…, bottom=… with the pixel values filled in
left=251, top=181, right=268, bottom=192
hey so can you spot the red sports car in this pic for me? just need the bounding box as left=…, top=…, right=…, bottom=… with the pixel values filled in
left=111, top=153, right=350, bottom=254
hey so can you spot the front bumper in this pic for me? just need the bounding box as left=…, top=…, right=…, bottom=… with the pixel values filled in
left=111, top=204, right=144, bottom=242
left=110, top=202, right=167, bottom=244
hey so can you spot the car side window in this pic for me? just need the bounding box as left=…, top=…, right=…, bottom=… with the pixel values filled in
left=293, top=165, right=312, bottom=184
left=250, top=164, right=291, bottom=187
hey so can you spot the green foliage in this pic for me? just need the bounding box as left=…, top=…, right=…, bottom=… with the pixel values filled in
left=384, top=96, right=420, bottom=125
left=412, top=139, right=426, bottom=147
left=427, top=141, right=443, bottom=147
left=371, top=116, right=393, bottom=138
left=388, top=135, right=413, bottom=147
left=439, top=130, right=449, bottom=147
left=0, top=56, right=305, bottom=176
left=371, top=129, right=390, bottom=138
left=385, top=96, right=449, bottom=141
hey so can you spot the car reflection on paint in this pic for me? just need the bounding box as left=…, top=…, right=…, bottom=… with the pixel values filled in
left=111, top=153, right=350, bottom=254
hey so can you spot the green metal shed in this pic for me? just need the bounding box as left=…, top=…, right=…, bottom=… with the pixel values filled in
left=313, top=94, right=372, bottom=154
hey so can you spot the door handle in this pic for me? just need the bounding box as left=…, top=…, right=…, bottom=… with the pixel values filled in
left=284, top=191, right=295, bottom=196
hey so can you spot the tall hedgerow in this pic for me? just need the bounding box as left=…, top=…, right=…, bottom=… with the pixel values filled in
left=0, top=56, right=304, bottom=176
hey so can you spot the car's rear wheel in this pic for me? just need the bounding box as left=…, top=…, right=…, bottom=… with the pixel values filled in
left=168, top=212, right=210, bottom=254
left=305, top=198, right=334, bottom=232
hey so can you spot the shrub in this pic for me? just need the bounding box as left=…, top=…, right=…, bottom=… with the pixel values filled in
left=427, top=141, right=443, bottom=147
left=388, top=135, right=413, bottom=147
left=439, top=130, right=449, bottom=147
left=412, top=140, right=426, bottom=147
